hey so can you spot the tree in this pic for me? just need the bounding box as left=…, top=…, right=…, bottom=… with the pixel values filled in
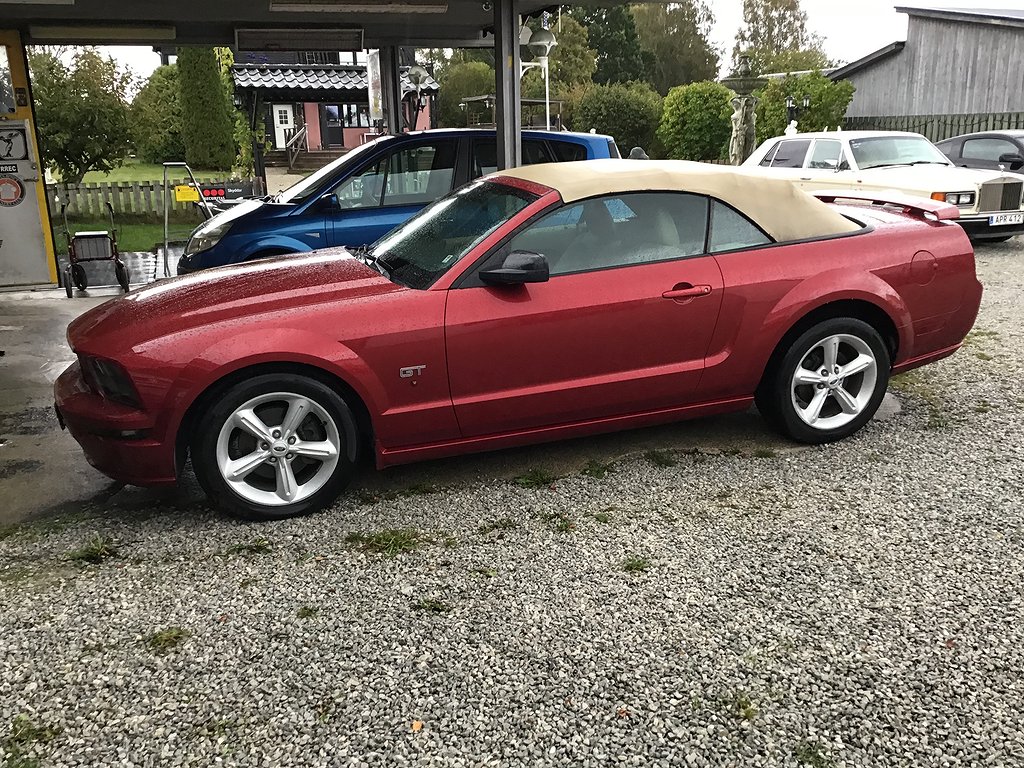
left=754, top=71, right=855, bottom=143
left=632, top=2, right=720, bottom=95
left=130, top=65, right=185, bottom=164
left=573, top=82, right=663, bottom=157
left=28, top=47, right=134, bottom=185
left=176, top=47, right=237, bottom=170
left=436, top=61, right=494, bottom=128
left=732, top=0, right=832, bottom=75
left=568, top=6, right=654, bottom=86
left=658, top=81, right=734, bottom=161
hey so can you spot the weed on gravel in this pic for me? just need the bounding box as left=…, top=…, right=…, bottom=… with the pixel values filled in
left=346, top=528, right=424, bottom=556
left=890, top=370, right=955, bottom=429
left=752, top=447, right=777, bottom=459
left=356, top=483, right=437, bottom=505
left=296, top=606, right=318, bottom=619
left=412, top=598, right=450, bottom=613
left=478, top=517, right=518, bottom=534
left=725, top=691, right=759, bottom=722
left=622, top=554, right=650, bottom=572
left=794, top=739, right=833, bottom=767
left=590, top=508, right=614, bottom=523
left=581, top=459, right=615, bottom=479
left=643, top=449, right=678, bottom=468
left=538, top=511, right=575, bottom=532
left=513, top=468, right=559, bottom=488
left=143, top=626, right=190, bottom=654
left=221, top=538, right=272, bottom=557
left=2, top=714, right=58, bottom=767
left=66, top=534, right=118, bottom=565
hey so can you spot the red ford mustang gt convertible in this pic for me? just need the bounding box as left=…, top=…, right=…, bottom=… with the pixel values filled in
left=55, top=160, right=982, bottom=520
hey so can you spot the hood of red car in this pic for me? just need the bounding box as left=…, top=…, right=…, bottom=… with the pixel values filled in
left=68, top=249, right=398, bottom=351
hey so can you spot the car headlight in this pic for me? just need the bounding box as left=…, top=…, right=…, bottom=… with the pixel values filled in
left=932, top=192, right=975, bottom=207
left=184, top=221, right=231, bottom=255
left=79, top=355, right=142, bottom=408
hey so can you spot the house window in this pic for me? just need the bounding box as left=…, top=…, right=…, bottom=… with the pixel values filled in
left=277, top=109, right=290, bottom=126
left=342, top=104, right=370, bottom=128
left=297, top=51, right=339, bottom=65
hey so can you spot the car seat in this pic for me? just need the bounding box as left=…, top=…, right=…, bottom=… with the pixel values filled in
left=557, top=201, right=619, bottom=273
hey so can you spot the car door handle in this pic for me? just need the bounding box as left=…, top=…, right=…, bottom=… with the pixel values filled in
left=662, top=284, right=712, bottom=300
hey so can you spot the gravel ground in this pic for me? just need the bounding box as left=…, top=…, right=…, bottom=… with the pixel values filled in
left=2, top=239, right=1023, bottom=768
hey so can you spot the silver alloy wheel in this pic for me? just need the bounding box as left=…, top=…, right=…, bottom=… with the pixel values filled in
left=215, top=392, right=341, bottom=507
left=790, top=333, right=878, bottom=431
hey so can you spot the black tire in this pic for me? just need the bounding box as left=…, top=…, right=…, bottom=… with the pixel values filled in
left=191, top=374, right=360, bottom=521
left=71, top=263, right=88, bottom=291
left=115, top=261, right=131, bottom=292
left=756, top=317, right=890, bottom=444
left=64, top=265, right=74, bottom=298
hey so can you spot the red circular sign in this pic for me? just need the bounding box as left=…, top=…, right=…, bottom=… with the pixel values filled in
left=0, top=175, right=24, bottom=207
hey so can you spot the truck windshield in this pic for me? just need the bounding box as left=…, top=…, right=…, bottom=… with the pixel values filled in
left=368, top=180, right=539, bottom=290
left=850, top=136, right=951, bottom=169
left=276, top=138, right=384, bottom=205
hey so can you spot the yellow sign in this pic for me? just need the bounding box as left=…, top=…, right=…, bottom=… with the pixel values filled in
left=174, top=184, right=200, bottom=203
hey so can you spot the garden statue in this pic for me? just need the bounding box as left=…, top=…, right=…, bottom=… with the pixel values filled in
left=720, top=55, right=767, bottom=165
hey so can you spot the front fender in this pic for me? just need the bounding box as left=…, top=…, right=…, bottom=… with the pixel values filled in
left=237, top=234, right=315, bottom=260
left=154, top=326, right=388, bottom=450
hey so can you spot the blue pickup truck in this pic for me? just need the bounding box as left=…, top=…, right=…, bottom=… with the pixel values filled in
left=177, top=128, right=619, bottom=274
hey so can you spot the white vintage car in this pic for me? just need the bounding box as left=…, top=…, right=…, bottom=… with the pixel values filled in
left=743, top=130, right=1024, bottom=242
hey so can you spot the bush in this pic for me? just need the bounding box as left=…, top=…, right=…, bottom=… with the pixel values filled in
left=657, top=81, right=734, bottom=161
left=131, top=65, right=185, bottom=164
left=437, top=61, right=494, bottom=128
left=573, top=82, right=663, bottom=158
left=176, top=47, right=237, bottom=170
left=755, top=71, right=855, bottom=144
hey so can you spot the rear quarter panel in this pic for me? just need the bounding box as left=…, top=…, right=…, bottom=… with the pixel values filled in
left=700, top=210, right=980, bottom=400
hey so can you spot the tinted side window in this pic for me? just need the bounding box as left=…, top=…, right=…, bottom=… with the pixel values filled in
left=473, top=139, right=555, bottom=177
left=758, top=143, right=780, bottom=167
left=382, top=141, right=456, bottom=205
left=550, top=140, right=588, bottom=162
left=962, top=137, right=1019, bottom=162
left=331, top=158, right=387, bottom=208
left=934, top=139, right=958, bottom=158
left=770, top=139, right=811, bottom=168
left=508, top=192, right=708, bottom=276
left=709, top=201, right=771, bottom=253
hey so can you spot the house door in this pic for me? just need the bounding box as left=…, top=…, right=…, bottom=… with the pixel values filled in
left=322, top=105, right=344, bottom=148
left=272, top=104, right=294, bottom=149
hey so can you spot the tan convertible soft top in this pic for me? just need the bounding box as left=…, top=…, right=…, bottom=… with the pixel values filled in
left=495, top=159, right=861, bottom=243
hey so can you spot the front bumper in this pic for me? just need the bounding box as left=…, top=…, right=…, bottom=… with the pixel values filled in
left=54, top=361, right=177, bottom=487
left=958, top=215, right=1024, bottom=241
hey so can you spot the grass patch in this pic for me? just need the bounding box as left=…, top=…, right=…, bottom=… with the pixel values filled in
left=889, top=370, right=952, bottom=429
left=964, top=328, right=1000, bottom=345
left=2, top=714, right=58, bottom=768
left=622, top=554, right=650, bottom=572
left=973, top=399, right=992, bottom=414
left=222, top=538, right=273, bottom=557
left=590, top=508, right=614, bottom=524
left=478, top=517, right=518, bottom=534
left=513, top=468, right=559, bottom=489
left=752, top=447, right=777, bottom=459
left=296, top=606, right=319, bottom=619
left=355, top=483, right=437, bottom=505
left=471, top=566, right=497, bottom=578
left=412, top=598, right=450, bottom=613
left=143, top=626, right=190, bottom=654
left=345, top=528, right=423, bottom=556
left=794, top=740, right=833, bottom=767
left=538, top=511, right=575, bottom=532
left=79, top=159, right=226, bottom=183
left=197, top=718, right=238, bottom=738
left=56, top=217, right=201, bottom=252
left=974, top=351, right=994, bottom=361
left=66, top=534, right=118, bottom=565
left=644, top=449, right=678, bottom=468
left=581, top=459, right=614, bottom=479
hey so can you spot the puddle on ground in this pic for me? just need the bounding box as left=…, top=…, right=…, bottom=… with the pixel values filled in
left=0, top=407, right=58, bottom=436
left=0, top=459, right=43, bottom=479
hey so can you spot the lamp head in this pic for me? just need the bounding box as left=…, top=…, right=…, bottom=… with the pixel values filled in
left=527, top=27, right=557, bottom=57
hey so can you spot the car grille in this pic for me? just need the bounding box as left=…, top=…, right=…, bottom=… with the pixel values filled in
left=978, top=179, right=1023, bottom=212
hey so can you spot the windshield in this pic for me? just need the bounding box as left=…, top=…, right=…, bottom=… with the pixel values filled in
left=849, top=136, right=951, bottom=170
left=276, top=137, right=386, bottom=204
left=368, top=180, right=540, bottom=290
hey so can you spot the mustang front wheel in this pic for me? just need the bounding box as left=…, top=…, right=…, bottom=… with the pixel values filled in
left=192, top=374, right=359, bottom=520
left=758, top=318, right=890, bottom=444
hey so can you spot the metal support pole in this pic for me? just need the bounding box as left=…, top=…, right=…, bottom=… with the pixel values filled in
left=379, top=46, right=403, bottom=134
left=494, top=0, right=521, bottom=169
left=544, top=59, right=551, bottom=131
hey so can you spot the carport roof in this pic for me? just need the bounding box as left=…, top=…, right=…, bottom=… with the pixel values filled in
left=2, top=0, right=588, bottom=47
left=232, top=63, right=439, bottom=97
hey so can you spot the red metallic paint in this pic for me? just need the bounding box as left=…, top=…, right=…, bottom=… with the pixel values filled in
left=55, top=184, right=982, bottom=489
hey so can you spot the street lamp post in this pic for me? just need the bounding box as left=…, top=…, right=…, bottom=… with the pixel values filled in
left=519, top=25, right=557, bottom=130
left=406, top=64, right=429, bottom=131
left=786, top=94, right=811, bottom=127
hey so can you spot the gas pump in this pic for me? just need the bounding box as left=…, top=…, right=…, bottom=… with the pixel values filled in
left=0, top=31, right=57, bottom=286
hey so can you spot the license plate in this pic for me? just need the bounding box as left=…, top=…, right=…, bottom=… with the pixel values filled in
left=988, top=212, right=1024, bottom=226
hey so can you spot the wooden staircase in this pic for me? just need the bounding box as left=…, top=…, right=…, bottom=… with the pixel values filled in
left=264, top=148, right=349, bottom=172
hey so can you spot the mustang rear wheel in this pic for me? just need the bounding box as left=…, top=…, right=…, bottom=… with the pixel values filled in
left=757, top=318, right=890, bottom=444
left=192, top=374, right=359, bottom=520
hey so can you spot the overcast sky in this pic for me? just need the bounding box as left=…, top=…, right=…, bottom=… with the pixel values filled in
left=95, top=0, right=990, bottom=81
